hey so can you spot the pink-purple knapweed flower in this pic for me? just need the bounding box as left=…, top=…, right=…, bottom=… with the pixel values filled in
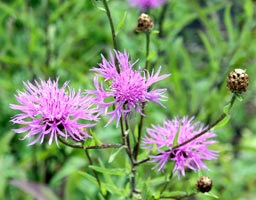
left=10, top=78, right=98, bottom=146
left=88, top=50, right=169, bottom=127
left=143, top=116, right=218, bottom=178
left=128, top=0, right=166, bottom=10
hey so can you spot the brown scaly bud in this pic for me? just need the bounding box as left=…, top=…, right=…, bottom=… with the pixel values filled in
left=227, top=68, right=249, bottom=93
left=197, top=176, right=213, bottom=193
left=135, top=13, right=153, bottom=32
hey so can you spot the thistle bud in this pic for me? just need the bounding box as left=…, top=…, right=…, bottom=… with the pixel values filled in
left=135, top=13, right=153, bottom=32
left=227, top=68, right=249, bottom=93
left=196, top=176, right=212, bottom=193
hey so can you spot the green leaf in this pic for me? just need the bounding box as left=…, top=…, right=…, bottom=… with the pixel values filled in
left=173, top=122, right=181, bottom=147
left=235, top=93, right=244, bottom=102
left=83, top=137, right=94, bottom=149
left=204, top=192, right=219, bottom=199
left=223, top=103, right=231, bottom=115
left=213, top=115, right=231, bottom=130
left=50, top=0, right=75, bottom=22
left=50, top=157, right=86, bottom=185
left=151, top=30, right=160, bottom=35
left=108, top=145, right=126, bottom=163
left=88, top=166, right=127, bottom=176
left=147, top=50, right=156, bottom=61
left=224, top=4, right=235, bottom=44
left=141, top=179, right=151, bottom=200
left=90, top=129, right=102, bottom=146
left=78, top=171, right=107, bottom=195
left=161, top=191, right=187, bottom=197
left=116, top=11, right=127, bottom=34
left=0, top=2, right=16, bottom=18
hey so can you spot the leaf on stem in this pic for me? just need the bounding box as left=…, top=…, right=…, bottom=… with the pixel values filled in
left=83, top=137, right=94, bottom=149
left=116, top=11, right=127, bottom=35
left=88, top=165, right=127, bottom=176
left=204, top=192, right=219, bottom=199
left=90, top=129, right=102, bottom=146
left=78, top=171, right=107, bottom=195
left=235, top=93, right=244, bottom=102
left=223, top=103, right=231, bottom=115
left=172, top=122, right=181, bottom=147
left=108, top=145, right=126, bottom=163
left=212, top=115, right=231, bottom=130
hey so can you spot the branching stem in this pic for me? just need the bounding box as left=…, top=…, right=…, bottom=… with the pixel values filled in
left=135, top=94, right=237, bottom=166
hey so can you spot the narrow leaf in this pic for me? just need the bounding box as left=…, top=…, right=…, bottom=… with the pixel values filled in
left=235, top=93, right=244, bottom=102
left=213, top=115, right=231, bottom=130
left=223, top=103, right=231, bottom=115
left=204, top=192, right=219, bottom=199
left=90, top=129, right=102, bottom=145
left=172, top=122, right=181, bottom=147
left=116, top=12, right=127, bottom=34
left=108, top=145, right=126, bottom=163
left=88, top=166, right=126, bottom=176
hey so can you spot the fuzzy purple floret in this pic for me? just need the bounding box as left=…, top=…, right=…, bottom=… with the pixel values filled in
left=87, top=50, right=170, bottom=127
left=10, top=78, right=98, bottom=146
left=143, top=116, right=218, bottom=178
left=128, top=0, right=166, bottom=10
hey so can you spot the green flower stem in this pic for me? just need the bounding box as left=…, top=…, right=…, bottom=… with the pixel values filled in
left=58, top=136, right=123, bottom=149
left=84, top=149, right=108, bottom=200
left=133, top=32, right=151, bottom=160
left=122, top=116, right=137, bottom=198
left=145, top=32, right=150, bottom=71
left=172, top=93, right=236, bottom=150
left=102, top=0, right=118, bottom=51
left=135, top=94, right=237, bottom=166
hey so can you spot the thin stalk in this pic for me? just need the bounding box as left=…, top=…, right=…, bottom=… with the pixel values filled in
left=135, top=94, right=237, bottom=166
left=173, top=94, right=236, bottom=150
left=58, top=136, right=123, bottom=149
left=84, top=149, right=108, bottom=200
left=102, top=0, right=118, bottom=51
left=145, top=32, right=150, bottom=71
left=124, top=117, right=137, bottom=198
left=133, top=32, right=151, bottom=160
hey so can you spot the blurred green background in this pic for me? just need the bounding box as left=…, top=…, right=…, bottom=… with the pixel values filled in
left=0, top=0, right=256, bottom=199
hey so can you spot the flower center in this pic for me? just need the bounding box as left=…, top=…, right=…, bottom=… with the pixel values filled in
left=42, top=118, right=65, bottom=131
left=112, top=72, right=146, bottom=104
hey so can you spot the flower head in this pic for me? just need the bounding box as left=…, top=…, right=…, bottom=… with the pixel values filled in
left=128, top=0, right=167, bottom=10
left=143, top=116, right=218, bottom=178
left=10, top=78, right=98, bottom=146
left=88, top=50, right=169, bottom=127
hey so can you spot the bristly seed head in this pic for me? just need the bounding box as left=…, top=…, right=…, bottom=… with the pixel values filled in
left=227, top=68, right=249, bottom=93
left=197, top=176, right=213, bottom=193
left=136, top=13, right=154, bottom=32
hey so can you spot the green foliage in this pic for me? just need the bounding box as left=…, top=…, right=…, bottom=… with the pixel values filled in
left=1, top=0, right=256, bottom=199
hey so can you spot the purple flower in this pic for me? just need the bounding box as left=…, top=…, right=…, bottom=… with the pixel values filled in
left=143, top=116, right=218, bottom=178
left=10, top=78, right=98, bottom=146
left=87, top=50, right=169, bottom=127
left=128, top=0, right=167, bottom=10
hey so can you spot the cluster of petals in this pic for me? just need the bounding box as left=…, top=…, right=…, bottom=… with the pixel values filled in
left=10, top=78, right=98, bottom=146
left=128, top=0, right=167, bottom=10
left=87, top=50, right=169, bottom=126
left=143, top=116, right=218, bottom=178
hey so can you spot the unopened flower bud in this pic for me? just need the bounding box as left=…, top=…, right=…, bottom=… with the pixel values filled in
left=227, top=68, right=249, bottom=93
left=197, top=176, right=212, bottom=193
left=136, top=13, right=153, bottom=32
